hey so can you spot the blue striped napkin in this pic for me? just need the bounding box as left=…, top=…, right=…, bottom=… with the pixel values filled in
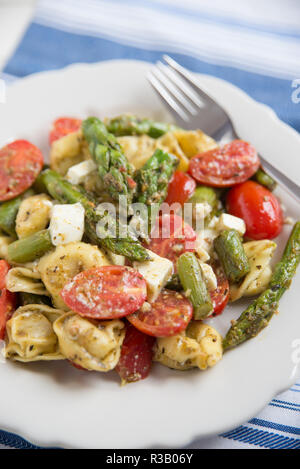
left=1, top=0, right=300, bottom=450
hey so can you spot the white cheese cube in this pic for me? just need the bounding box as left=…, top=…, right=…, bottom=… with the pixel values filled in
left=107, top=251, right=126, bottom=266
left=193, top=202, right=212, bottom=221
left=133, top=249, right=173, bottom=302
left=196, top=228, right=218, bottom=254
left=66, top=160, right=96, bottom=185
left=49, top=203, right=85, bottom=246
left=216, top=213, right=246, bottom=236
left=194, top=239, right=210, bottom=262
left=200, top=263, right=218, bottom=291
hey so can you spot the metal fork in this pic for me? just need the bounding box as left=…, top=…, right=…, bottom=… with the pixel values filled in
left=148, top=55, right=300, bottom=201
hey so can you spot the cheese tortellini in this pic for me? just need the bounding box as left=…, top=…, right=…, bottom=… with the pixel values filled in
left=0, top=234, right=14, bottom=260
left=38, top=242, right=110, bottom=310
left=53, top=313, right=125, bottom=372
left=154, top=322, right=223, bottom=371
left=16, top=194, right=52, bottom=239
left=50, top=130, right=86, bottom=175
left=117, top=129, right=217, bottom=173
left=6, top=267, right=49, bottom=296
left=5, top=304, right=64, bottom=362
left=230, top=240, right=277, bottom=302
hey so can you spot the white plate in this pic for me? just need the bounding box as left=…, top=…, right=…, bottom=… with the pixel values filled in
left=0, top=60, right=299, bottom=449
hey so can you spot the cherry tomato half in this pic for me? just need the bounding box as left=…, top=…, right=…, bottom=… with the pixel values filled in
left=226, top=180, right=283, bottom=240
left=209, top=262, right=229, bottom=317
left=148, top=214, right=196, bottom=272
left=188, top=140, right=260, bottom=188
left=127, top=289, right=193, bottom=337
left=0, top=260, right=11, bottom=290
left=165, top=171, right=196, bottom=206
left=0, top=140, right=44, bottom=201
left=49, top=117, right=82, bottom=144
left=116, top=322, right=155, bottom=384
left=60, top=266, right=147, bottom=320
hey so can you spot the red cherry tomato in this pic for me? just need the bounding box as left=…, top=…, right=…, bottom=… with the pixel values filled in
left=165, top=171, right=196, bottom=206
left=60, top=266, right=147, bottom=320
left=226, top=180, right=283, bottom=240
left=0, top=140, right=44, bottom=201
left=49, top=117, right=82, bottom=144
left=0, top=260, right=11, bottom=290
left=148, top=214, right=196, bottom=272
left=116, top=323, right=155, bottom=383
left=127, top=289, right=193, bottom=337
left=189, top=140, right=260, bottom=188
left=209, top=262, right=229, bottom=317
left=0, top=260, right=16, bottom=340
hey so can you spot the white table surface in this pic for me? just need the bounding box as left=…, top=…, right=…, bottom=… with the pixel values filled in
left=0, top=0, right=37, bottom=70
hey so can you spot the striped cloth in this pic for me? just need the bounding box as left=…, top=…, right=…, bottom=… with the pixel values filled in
left=1, top=0, right=300, bottom=450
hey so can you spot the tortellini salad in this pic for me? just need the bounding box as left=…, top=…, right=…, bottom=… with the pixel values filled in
left=0, top=113, right=297, bottom=385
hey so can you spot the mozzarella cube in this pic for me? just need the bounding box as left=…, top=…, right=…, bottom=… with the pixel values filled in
left=216, top=213, right=246, bottom=236
left=194, top=238, right=210, bottom=262
left=108, top=251, right=126, bottom=266
left=196, top=228, right=218, bottom=254
left=200, top=263, right=218, bottom=291
left=66, top=160, right=96, bottom=185
left=49, top=203, right=85, bottom=246
left=133, top=249, right=173, bottom=302
left=193, top=202, right=212, bottom=221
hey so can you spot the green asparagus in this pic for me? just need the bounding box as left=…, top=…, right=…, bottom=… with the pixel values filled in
left=82, top=117, right=136, bottom=204
left=0, top=189, right=34, bottom=237
left=134, top=149, right=179, bottom=230
left=36, top=169, right=149, bottom=262
left=177, top=252, right=213, bottom=319
left=7, top=229, right=53, bottom=264
left=106, top=114, right=178, bottom=138
left=214, top=230, right=250, bottom=283
left=223, top=221, right=300, bottom=350
left=252, top=167, right=277, bottom=191
left=188, top=185, right=219, bottom=209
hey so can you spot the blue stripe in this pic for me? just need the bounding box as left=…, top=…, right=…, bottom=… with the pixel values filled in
left=269, top=403, right=300, bottom=412
left=104, top=0, right=300, bottom=38
left=222, top=426, right=300, bottom=449
left=4, top=23, right=299, bottom=135
left=250, top=418, right=300, bottom=436
left=291, top=388, right=300, bottom=393
left=273, top=399, right=300, bottom=408
left=0, top=430, right=41, bottom=449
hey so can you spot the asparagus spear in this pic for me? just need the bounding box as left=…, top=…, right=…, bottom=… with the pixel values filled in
left=134, top=149, right=179, bottom=230
left=214, top=230, right=250, bottom=283
left=36, top=169, right=149, bottom=262
left=188, top=186, right=219, bottom=209
left=82, top=117, right=136, bottom=204
left=0, top=189, right=34, bottom=237
left=106, top=114, right=178, bottom=138
left=223, top=221, right=300, bottom=350
left=7, top=229, right=53, bottom=264
left=252, top=167, right=277, bottom=191
left=177, top=252, right=213, bottom=319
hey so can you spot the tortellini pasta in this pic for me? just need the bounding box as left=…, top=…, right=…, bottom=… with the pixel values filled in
left=16, top=194, right=52, bottom=239
left=172, top=129, right=217, bottom=158
left=230, top=240, right=277, bottom=302
left=6, top=267, right=49, bottom=296
left=117, top=129, right=217, bottom=173
left=50, top=130, right=86, bottom=175
left=154, top=322, right=223, bottom=371
left=0, top=234, right=14, bottom=260
left=53, top=313, right=125, bottom=372
left=38, top=242, right=110, bottom=310
left=5, top=304, right=64, bottom=362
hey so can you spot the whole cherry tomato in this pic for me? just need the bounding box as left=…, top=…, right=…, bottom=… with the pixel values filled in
left=226, top=180, right=283, bottom=240
left=165, top=171, right=196, bottom=206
